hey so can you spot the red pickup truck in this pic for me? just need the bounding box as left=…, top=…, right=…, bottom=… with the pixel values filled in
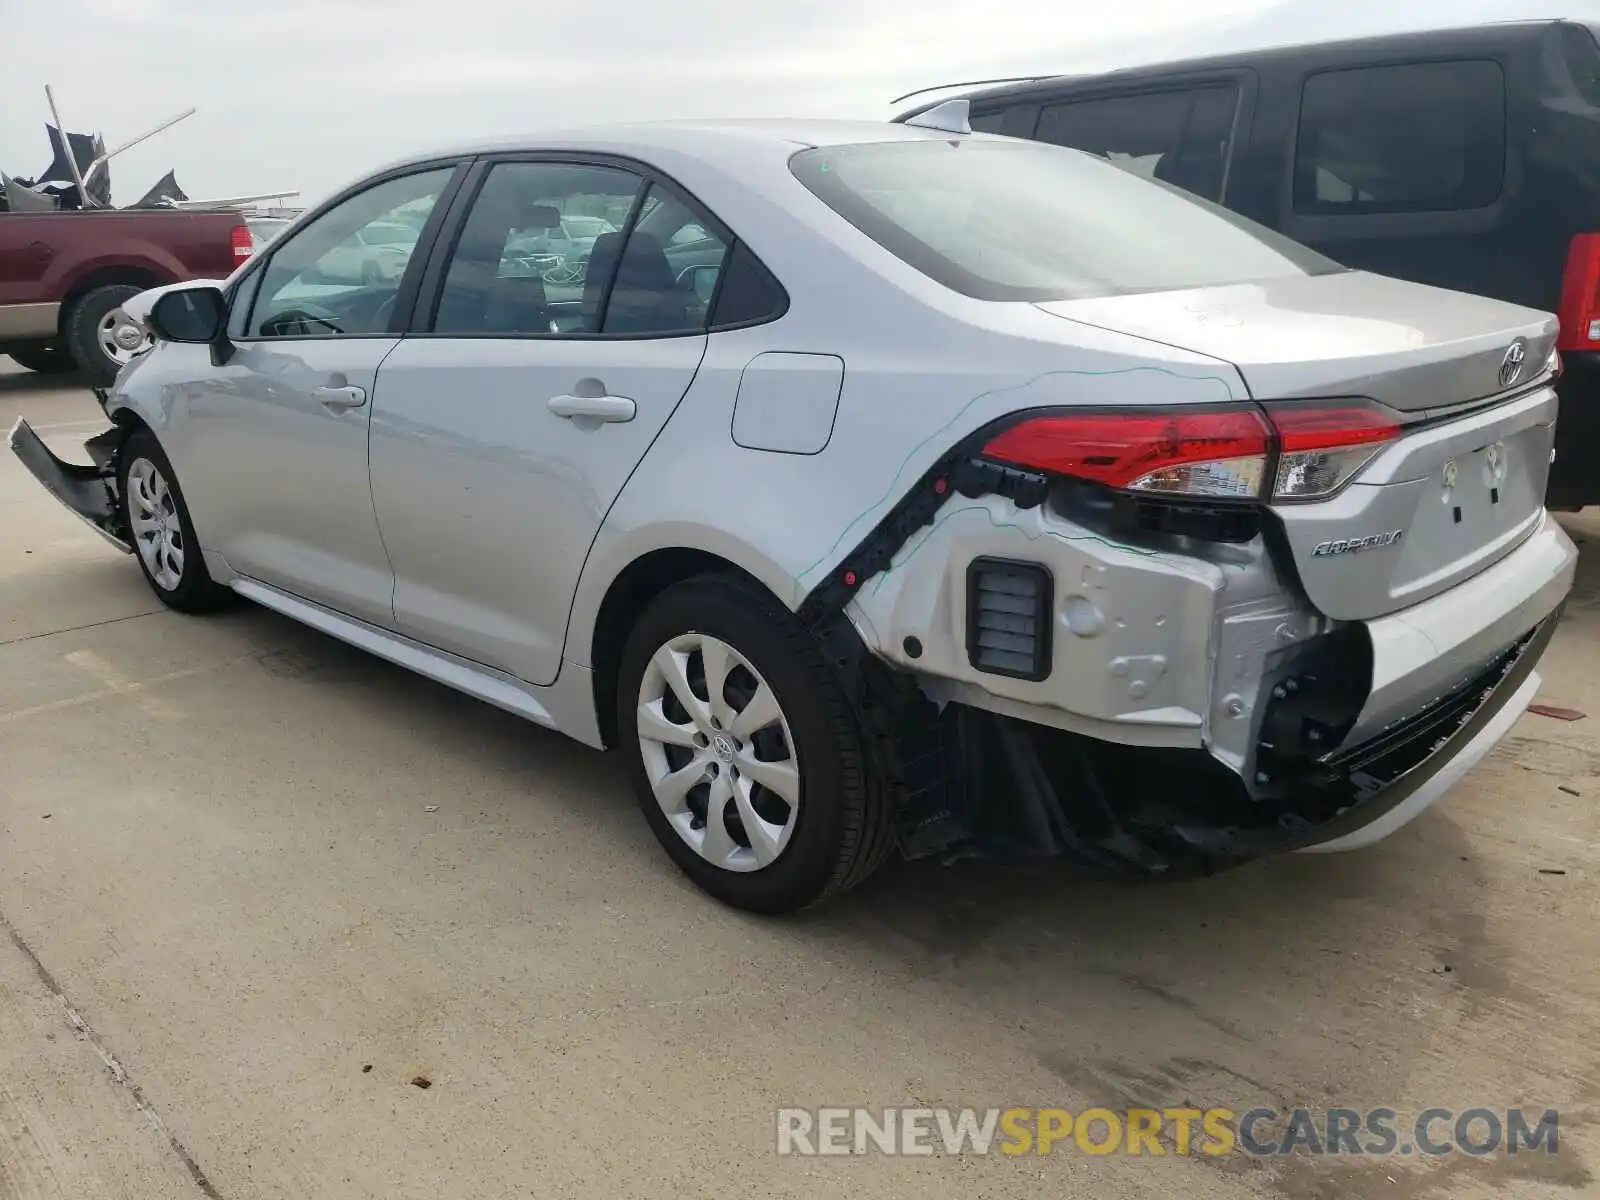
left=0, top=209, right=248, bottom=386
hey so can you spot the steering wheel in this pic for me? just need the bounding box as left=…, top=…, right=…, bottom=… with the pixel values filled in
left=261, top=305, right=344, bottom=337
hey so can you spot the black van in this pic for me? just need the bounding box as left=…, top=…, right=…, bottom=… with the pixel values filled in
left=896, top=20, right=1600, bottom=507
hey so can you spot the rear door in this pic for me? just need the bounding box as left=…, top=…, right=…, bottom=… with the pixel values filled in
left=0, top=215, right=59, bottom=337
left=368, top=158, right=732, bottom=685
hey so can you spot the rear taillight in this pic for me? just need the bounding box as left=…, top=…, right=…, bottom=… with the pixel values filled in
left=1267, top=404, right=1401, bottom=500
left=981, top=403, right=1401, bottom=505
left=981, top=409, right=1270, bottom=499
left=231, top=224, right=253, bottom=262
left=1557, top=233, right=1600, bottom=352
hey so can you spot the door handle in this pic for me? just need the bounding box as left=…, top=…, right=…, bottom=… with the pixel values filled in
left=547, top=393, right=636, bottom=423
left=314, top=384, right=366, bottom=410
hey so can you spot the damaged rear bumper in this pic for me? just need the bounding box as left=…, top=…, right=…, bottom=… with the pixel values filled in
left=6, top=417, right=131, bottom=553
left=864, top=604, right=1556, bottom=875
left=801, top=449, right=1573, bottom=873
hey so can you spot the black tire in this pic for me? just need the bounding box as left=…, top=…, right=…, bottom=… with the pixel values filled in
left=7, top=344, right=78, bottom=374
left=616, top=574, right=896, bottom=914
left=117, top=427, right=230, bottom=613
left=64, top=284, right=146, bottom=388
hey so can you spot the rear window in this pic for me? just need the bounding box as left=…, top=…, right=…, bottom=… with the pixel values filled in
left=788, top=138, right=1343, bottom=303
left=1293, top=60, right=1507, bottom=215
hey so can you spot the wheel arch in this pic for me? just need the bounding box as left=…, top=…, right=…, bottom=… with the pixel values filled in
left=585, top=542, right=799, bottom=749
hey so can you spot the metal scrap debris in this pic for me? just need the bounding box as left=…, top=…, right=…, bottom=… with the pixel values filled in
left=1528, top=704, right=1587, bottom=722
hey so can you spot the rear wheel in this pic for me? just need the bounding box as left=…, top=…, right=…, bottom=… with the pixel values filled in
left=617, top=575, right=895, bottom=914
left=117, top=428, right=230, bottom=613
left=7, top=344, right=78, bottom=375
left=65, top=284, right=151, bottom=387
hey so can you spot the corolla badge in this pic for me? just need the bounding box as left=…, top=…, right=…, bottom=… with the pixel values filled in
left=1311, top=529, right=1405, bottom=557
left=1499, top=340, right=1527, bottom=389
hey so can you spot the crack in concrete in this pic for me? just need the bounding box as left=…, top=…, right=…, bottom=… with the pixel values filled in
left=0, top=610, right=164, bottom=649
left=0, top=912, right=223, bottom=1200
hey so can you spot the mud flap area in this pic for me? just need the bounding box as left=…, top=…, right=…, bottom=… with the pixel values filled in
left=6, top=417, right=131, bottom=553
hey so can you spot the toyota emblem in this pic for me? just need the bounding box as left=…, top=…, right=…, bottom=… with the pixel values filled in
left=1499, top=340, right=1527, bottom=389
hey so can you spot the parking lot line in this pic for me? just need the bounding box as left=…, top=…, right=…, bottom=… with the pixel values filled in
left=0, top=654, right=251, bottom=726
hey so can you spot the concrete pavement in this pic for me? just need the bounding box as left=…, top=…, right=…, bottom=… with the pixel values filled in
left=1, top=361, right=1598, bottom=1199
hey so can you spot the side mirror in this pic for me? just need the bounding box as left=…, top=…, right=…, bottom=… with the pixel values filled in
left=148, top=285, right=228, bottom=344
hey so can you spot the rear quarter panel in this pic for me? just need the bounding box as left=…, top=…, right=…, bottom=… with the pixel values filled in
left=558, top=140, right=1252, bottom=670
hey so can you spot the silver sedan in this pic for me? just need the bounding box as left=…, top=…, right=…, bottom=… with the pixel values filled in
left=9, top=111, right=1574, bottom=912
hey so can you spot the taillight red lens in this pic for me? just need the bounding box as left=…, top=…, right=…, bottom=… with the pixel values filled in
left=1557, top=232, right=1600, bottom=352
left=981, top=402, right=1401, bottom=503
left=982, top=409, right=1272, bottom=499
left=979, top=412, right=1267, bottom=499
left=1267, top=404, right=1400, bottom=500
left=230, top=224, right=253, bottom=261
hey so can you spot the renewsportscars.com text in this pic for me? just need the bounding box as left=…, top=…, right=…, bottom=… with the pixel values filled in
left=775, top=1106, right=1560, bottom=1158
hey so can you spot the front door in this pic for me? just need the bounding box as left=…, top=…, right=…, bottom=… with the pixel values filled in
left=369, top=161, right=733, bottom=684
left=178, top=166, right=458, bottom=625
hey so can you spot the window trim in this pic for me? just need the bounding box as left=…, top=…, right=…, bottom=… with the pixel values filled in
left=1030, top=81, right=1244, bottom=204
left=227, top=157, right=471, bottom=345
left=702, top=238, right=790, bottom=332
left=1281, top=56, right=1515, bottom=240
left=407, top=150, right=789, bottom=341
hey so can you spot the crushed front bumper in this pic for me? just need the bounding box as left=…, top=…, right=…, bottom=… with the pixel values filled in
left=6, top=418, right=131, bottom=553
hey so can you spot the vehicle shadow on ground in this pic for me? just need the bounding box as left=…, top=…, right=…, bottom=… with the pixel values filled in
left=211, top=602, right=1589, bottom=1198
left=0, top=371, right=87, bottom=397
left=222, top=599, right=1482, bottom=994
left=221, top=599, right=1483, bottom=984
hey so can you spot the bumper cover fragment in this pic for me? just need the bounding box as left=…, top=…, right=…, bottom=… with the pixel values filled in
left=6, top=418, right=131, bottom=553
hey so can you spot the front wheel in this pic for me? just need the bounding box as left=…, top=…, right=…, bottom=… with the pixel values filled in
left=617, top=576, right=895, bottom=914
left=117, top=428, right=231, bottom=613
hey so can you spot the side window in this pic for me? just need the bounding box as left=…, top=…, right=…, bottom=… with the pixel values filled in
left=707, top=242, right=788, bottom=328
left=431, top=162, right=643, bottom=336
left=968, top=108, right=1008, bottom=134
left=1294, top=61, right=1506, bottom=215
left=1034, top=87, right=1238, bottom=201
left=604, top=184, right=730, bottom=335
left=244, top=168, right=452, bottom=338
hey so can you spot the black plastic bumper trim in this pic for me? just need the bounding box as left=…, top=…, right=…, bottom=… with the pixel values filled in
left=1219, top=606, right=1557, bottom=860
left=6, top=418, right=131, bottom=554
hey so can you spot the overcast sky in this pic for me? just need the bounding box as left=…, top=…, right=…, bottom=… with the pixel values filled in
left=0, top=0, right=1585, bottom=205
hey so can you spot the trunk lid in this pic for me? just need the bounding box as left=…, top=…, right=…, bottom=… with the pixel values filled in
left=1036, top=271, right=1560, bottom=621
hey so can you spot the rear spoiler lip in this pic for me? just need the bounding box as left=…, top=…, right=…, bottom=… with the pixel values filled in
left=6, top=417, right=132, bottom=554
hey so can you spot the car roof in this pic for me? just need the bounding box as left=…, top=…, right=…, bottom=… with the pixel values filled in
left=376, top=119, right=956, bottom=176
left=908, top=18, right=1570, bottom=111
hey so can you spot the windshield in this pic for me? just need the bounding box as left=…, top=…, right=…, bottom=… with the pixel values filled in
left=790, top=138, right=1344, bottom=302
